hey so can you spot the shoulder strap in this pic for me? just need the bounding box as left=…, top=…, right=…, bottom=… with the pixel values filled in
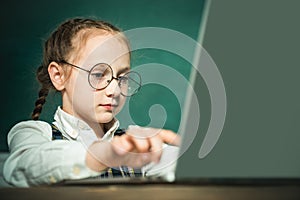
left=51, top=124, right=67, bottom=140
left=114, top=128, right=126, bottom=136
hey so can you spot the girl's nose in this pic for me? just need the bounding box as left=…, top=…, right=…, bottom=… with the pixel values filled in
left=105, top=78, right=121, bottom=97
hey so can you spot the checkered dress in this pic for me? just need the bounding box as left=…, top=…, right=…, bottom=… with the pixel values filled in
left=51, top=124, right=143, bottom=178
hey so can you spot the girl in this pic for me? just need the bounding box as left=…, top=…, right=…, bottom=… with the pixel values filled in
left=3, top=17, right=180, bottom=187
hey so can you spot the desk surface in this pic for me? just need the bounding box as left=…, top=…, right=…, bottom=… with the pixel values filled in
left=1, top=183, right=300, bottom=200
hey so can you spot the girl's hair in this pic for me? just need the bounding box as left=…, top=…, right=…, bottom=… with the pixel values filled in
left=31, top=17, right=122, bottom=120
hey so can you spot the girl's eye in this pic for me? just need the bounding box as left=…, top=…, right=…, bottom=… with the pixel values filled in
left=119, top=76, right=129, bottom=84
left=91, top=73, right=103, bottom=78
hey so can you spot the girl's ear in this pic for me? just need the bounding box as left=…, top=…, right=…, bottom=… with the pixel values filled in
left=48, top=61, right=67, bottom=91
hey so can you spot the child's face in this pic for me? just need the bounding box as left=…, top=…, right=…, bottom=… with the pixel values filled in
left=63, top=32, right=130, bottom=126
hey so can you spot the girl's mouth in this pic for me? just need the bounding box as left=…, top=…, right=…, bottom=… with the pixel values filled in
left=100, top=104, right=118, bottom=110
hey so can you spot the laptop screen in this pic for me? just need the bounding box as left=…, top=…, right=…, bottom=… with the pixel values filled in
left=175, top=0, right=300, bottom=180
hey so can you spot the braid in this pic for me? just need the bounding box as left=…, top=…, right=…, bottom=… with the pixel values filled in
left=31, top=65, right=52, bottom=120
left=31, top=87, right=49, bottom=120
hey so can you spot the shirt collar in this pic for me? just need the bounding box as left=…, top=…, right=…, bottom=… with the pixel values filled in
left=53, top=106, right=119, bottom=140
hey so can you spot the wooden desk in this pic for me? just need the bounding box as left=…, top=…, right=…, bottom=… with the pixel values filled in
left=1, top=182, right=300, bottom=200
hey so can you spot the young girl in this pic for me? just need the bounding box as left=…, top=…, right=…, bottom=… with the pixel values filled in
left=3, top=17, right=180, bottom=187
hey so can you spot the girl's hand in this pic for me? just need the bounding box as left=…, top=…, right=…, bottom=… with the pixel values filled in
left=110, top=126, right=181, bottom=168
left=86, top=126, right=180, bottom=171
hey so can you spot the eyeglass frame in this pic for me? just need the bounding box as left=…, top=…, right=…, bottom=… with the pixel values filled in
left=57, top=60, right=142, bottom=97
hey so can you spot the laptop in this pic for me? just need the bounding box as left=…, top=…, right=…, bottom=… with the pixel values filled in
left=62, top=0, right=300, bottom=185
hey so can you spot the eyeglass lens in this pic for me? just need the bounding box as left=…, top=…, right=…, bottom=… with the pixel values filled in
left=88, top=63, right=141, bottom=96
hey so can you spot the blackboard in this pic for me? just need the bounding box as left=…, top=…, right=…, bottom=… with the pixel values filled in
left=0, top=0, right=205, bottom=151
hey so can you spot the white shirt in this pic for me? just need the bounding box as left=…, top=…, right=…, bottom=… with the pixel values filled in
left=3, top=107, right=178, bottom=187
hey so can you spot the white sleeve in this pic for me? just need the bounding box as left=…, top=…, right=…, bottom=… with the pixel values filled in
left=142, top=144, right=179, bottom=182
left=3, top=121, right=100, bottom=187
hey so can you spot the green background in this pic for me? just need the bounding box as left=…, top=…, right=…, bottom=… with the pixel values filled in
left=0, top=0, right=205, bottom=151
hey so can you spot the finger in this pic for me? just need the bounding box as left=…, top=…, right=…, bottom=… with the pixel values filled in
left=158, top=129, right=181, bottom=146
left=148, top=135, right=163, bottom=163
left=127, top=125, right=160, bottom=138
left=126, top=133, right=151, bottom=153
left=118, top=134, right=135, bottom=153
left=111, top=136, right=132, bottom=156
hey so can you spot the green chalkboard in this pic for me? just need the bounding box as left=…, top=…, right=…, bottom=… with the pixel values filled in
left=0, top=0, right=205, bottom=151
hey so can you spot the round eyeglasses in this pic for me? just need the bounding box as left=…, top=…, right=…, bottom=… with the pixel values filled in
left=58, top=60, right=141, bottom=97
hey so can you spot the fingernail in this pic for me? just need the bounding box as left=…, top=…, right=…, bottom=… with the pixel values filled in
left=128, top=125, right=140, bottom=129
